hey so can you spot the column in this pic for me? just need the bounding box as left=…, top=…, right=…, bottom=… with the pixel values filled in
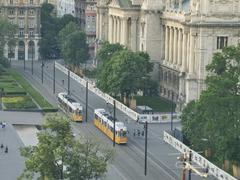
left=108, top=15, right=113, bottom=43
left=177, top=29, right=182, bottom=67
left=4, top=44, right=8, bottom=58
left=173, top=28, right=178, bottom=65
left=131, top=17, right=137, bottom=51
left=15, top=45, right=18, bottom=60
left=99, top=13, right=103, bottom=40
left=96, top=11, right=99, bottom=39
left=35, top=41, right=39, bottom=60
left=114, top=17, right=118, bottom=43
left=165, top=26, right=169, bottom=62
left=122, top=17, right=128, bottom=45
left=116, top=18, right=119, bottom=43
left=181, top=32, right=187, bottom=71
left=189, top=34, right=194, bottom=74
left=118, top=19, right=121, bottom=42
left=169, top=27, right=173, bottom=63
left=25, top=41, right=28, bottom=61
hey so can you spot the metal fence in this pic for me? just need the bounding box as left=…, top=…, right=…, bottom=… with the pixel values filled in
left=163, top=131, right=237, bottom=180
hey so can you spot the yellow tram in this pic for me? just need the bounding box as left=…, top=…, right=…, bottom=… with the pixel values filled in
left=93, top=109, right=128, bottom=144
left=58, top=92, right=83, bottom=122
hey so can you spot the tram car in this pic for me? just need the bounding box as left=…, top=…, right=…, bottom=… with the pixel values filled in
left=93, top=109, right=128, bottom=144
left=58, top=92, right=83, bottom=122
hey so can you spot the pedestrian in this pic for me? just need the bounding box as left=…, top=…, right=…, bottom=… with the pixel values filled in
left=62, top=79, right=64, bottom=85
left=137, top=129, right=140, bottom=136
left=0, top=144, right=3, bottom=148
left=5, top=146, right=8, bottom=153
left=2, top=122, right=6, bottom=129
left=133, top=129, right=136, bottom=137
left=142, top=130, right=144, bottom=137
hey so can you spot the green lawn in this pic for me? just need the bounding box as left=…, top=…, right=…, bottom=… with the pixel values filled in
left=135, top=96, right=176, bottom=112
left=3, top=96, right=38, bottom=110
left=9, top=70, right=55, bottom=110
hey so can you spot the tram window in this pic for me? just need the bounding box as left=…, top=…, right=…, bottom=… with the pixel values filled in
left=95, top=114, right=98, bottom=119
left=120, top=131, right=127, bottom=137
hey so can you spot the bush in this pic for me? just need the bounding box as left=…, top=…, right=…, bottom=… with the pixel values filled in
left=0, top=56, right=10, bottom=68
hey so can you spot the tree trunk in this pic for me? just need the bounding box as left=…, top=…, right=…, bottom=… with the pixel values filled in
left=233, top=164, right=240, bottom=179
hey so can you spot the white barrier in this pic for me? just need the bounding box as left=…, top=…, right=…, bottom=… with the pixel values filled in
left=55, top=62, right=139, bottom=121
left=138, top=113, right=181, bottom=123
left=163, top=131, right=237, bottom=180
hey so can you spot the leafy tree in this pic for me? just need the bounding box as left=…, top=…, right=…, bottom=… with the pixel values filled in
left=39, top=3, right=77, bottom=59
left=0, top=17, right=17, bottom=67
left=182, top=45, right=240, bottom=166
left=19, top=114, right=113, bottom=180
left=61, top=30, right=89, bottom=68
left=96, top=41, right=125, bottom=64
left=97, top=50, right=153, bottom=103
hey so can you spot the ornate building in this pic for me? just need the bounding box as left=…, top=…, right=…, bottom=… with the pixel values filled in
left=0, top=0, right=41, bottom=61
left=96, top=0, right=240, bottom=106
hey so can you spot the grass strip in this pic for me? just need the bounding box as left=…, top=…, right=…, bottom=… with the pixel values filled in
left=9, top=70, right=54, bottom=109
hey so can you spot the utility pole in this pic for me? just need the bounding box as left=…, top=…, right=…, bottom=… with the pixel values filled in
left=113, top=100, right=116, bottom=147
left=53, top=61, right=55, bottom=94
left=171, top=91, right=174, bottom=131
left=85, top=81, right=88, bottom=122
left=144, top=121, right=148, bottom=176
left=68, top=70, right=70, bottom=95
left=41, top=60, right=44, bottom=84
left=31, top=46, right=33, bottom=75
left=188, top=151, right=192, bottom=180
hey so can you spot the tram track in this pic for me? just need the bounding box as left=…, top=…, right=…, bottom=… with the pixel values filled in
left=13, top=62, right=180, bottom=180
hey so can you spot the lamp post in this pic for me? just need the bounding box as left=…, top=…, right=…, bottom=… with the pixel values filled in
left=113, top=100, right=116, bottom=147
left=171, top=90, right=174, bottom=131
left=53, top=61, right=55, bottom=94
left=85, top=81, right=88, bottom=122
left=0, top=88, right=3, bottom=110
left=31, top=45, right=33, bottom=75
left=144, top=121, right=148, bottom=176
left=68, top=70, right=70, bottom=95
left=41, top=60, right=44, bottom=84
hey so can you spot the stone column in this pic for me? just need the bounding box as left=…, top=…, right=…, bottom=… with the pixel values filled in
left=4, top=44, right=8, bottom=58
left=114, top=17, right=118, bottom=43
left=169, top=27, right=173, bottom=63
left=181, top=32, right=187, bottom=71
left=15, top=45, right=18, bottom=60
left=108, top=15, right=113, bottom=43
left=165, top=26, right=169, bottom=62
left=131, top=17, right=137, bottom=51
left=177, top=29, right=182, bottom=67
left=35, top=41, right=39, bottom=60
left=25, top=41, right=28, bottom=61
left=118, top=19, right=121, bottom=42
left=96, top=10, right=99, bottom=39
left=186, top=33, right=190, bottom=72
left=122, top=17, right=128, bottom=46
left=189, top=34, right=195, bottom=74
left=99, top=13, right=103, bottom=40
left=116, top=18, right=120, bottom=43
left=173, top=28, right=178, bottom=65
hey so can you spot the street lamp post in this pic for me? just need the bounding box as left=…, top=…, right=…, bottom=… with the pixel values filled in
left=188, top=151, right=192, bottom=180
left=113, top=100, right=116, bottom=147
left=144, top=121, right=148, bottom=176
left=85, top=81, right=88, bottom=122
left=31, top=45, right=33, bottom=75
left=53, top=61, right=55, bottom=94
left=41, top=60, right=44, bottom=84
left=68, top=70, right=70, bottom=95
left=0, top=88, right=3, bottom=110
left=171, top=90, right=174, bottom=131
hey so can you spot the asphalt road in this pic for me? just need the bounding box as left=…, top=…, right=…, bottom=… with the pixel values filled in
left=12, top=61, right=215, bottom=180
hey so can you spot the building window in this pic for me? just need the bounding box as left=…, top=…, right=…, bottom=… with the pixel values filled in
left=19, top=30, right=24, bottom=37
left=10, top=0, right=13, bottom=4
left=217, top=36, right=228, bottom=49
left=19, top=9, right=24, bottom=15
left=30, top=0, right=33, bottom=4
left=9, top=9, right=14, bottom=15
left=29, top=31, right=34, bottom=37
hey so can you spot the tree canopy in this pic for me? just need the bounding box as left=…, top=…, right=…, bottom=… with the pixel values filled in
left=96, top=41, right=125, bottom=64
left=0, top=17, right=17, bottom=67
left=59, top=23, right=89, bottom=67
left=19, top=114, right=113, bottom=180
left=39, top=3, right=77, bottom=59
left=97, top=49, right=153, bottom=99
left=181, top=45, right=240, bottom=166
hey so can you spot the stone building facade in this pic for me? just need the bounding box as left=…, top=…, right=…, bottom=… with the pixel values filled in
left=0, top=0, right=41, bottom=61
left=96, top=0, right=240, bottom=107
